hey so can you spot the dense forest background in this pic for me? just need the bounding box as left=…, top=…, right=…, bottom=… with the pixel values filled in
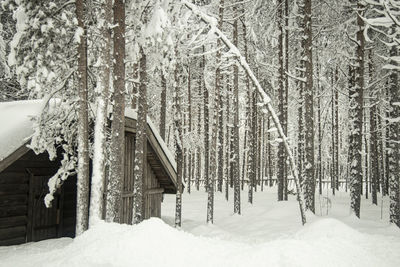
left=0, top=0, right=399, bottom=231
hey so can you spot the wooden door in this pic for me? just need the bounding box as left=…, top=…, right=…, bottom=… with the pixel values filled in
left=27, top=172, right=63, bottom=242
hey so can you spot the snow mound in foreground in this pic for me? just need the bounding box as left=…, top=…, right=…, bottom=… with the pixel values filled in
left=1, top=217, right=399, bottom=267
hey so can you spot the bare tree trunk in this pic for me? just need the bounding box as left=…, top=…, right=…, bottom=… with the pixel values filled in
left=132, top=47, right=147, bottom=224
left=76, top=0, right=90, bottom=235
left=369, top=50, right=378, bottom=205
left=316, top=59, right=322, bottom=195
left=267, top=115, right=273, bottom=187
left=207, top=0, right=224, bottom=223
left=283, top=0, right=289, bottom=200
left=90, top=0, right=112, bottom=225
left=187, top=64, right=193, bottom=194
left=364, top=103, right=369, bottom=199
left=203, top=45, right=210, bottom=193
left=233, top=2, right=241, bottom=215
left=242, top=11, right=255, bottom=203
left=277, top=0, right=285, bottom=201
left=196, top=76, right=202, bottom=191
left=225, top=74, right=231, bottom=201
left=216, top=0, right=225, bottom=194
left=335, top=67, right=340, bottom=191
left=388, top=30, right=400, bottom=226
left=106, top=0, right=125, bottom=223
left=303, top=0, right=315, bottom=213
left=249, top=89, right=257, bottom=203
left=174, top=52, right=183, bottom=227
left=331, top=70, right=336, bottom=196
left=349, top=1, right=365, bottom=218
left=160, top=73, right=167, bottom=140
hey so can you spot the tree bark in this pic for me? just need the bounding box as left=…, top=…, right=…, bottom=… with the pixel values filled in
left=90, top=0, right=112, bottom=225
left=160, top=73, right=167, bottom=140
left=349, top=1, right=365, bottom=218
left=132, top=47, right=147, bottom=224
left=233, top=2, right=241, bottom=215
left=203, top=45, right=210, bottom=193
left=106, top=0, right=125, bottom=223
left=174, top=51, right=183, bottom=227
left=75, top=0, right=90, bottom=235
left=303, top=0, right=315, bottom=213
left=369, top=50, right=378, bottom=205
left=277, top=0, right=285, bottom=201
left=388, top=31, right=400, bottom=226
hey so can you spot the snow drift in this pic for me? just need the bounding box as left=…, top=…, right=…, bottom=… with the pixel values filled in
left=1, top=215, right=399, bottom=267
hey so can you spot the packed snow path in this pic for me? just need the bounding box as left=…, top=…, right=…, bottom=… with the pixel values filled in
left=1, top=188, right=399, bottom=267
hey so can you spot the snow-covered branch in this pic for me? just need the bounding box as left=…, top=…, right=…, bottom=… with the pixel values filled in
left=183, top=0, right=306, bottom=225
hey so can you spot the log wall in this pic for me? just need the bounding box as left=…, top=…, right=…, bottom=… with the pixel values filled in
left=0, top=150, right=76, bottom=246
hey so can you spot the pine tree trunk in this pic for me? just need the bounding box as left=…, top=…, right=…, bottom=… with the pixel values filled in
left=388, top=35, right=400, bottom=226
left=216, top=0, right=225, bottom=194
left=303, top=0, right=315, bottom=213
left=277, top=0, right=285, bottom=202
left=283, top=0, right=289, bottom=200
left=188, top=64, right=192, bottom=194
left=203, top=45, right=210, bottom=193
left=267, top=115, right=273, bottom=187
left=196, top=76, right=202, bottom=191
left=160, top=73, right=167, bottom=140
left=249, top=89, right=257, bottom=203
left=225, top=74, right=231, bottom=201
left=349, top=1, right=365, bottom=218
left=369, top=50, right=378, bottom=205
left=106, top=0, right=125, bottom=223
left=364, top=105, right=369, bottom=199
left=233, top=3, right=241, bottom=215
left=243, top=12, right=254, bottom=203
left=90, top=0, right=112, bottom=225
left=174, top=52, right=183, bottom=227
left=335, top=68, right=340, bottom=191
left=75, top=0, right=90, bottom=235
left=316, top=60, right=323, bottom=195
left=331, top=71, right=336, bottom=195
left=132, top=47, right=147, bottom=224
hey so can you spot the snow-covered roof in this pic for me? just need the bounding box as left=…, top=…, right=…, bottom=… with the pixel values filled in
left=0, top=100, right=177, bottom=176
left=0, top=99, right=43, bottom=162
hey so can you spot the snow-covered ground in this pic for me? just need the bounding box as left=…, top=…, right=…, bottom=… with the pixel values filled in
left=1, top=187, right=399, bottom=267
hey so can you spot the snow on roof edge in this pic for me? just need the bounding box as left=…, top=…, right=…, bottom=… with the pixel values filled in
left=0, top=99, right=44, bottom=162
left=125, top=108, right=177, bottom=171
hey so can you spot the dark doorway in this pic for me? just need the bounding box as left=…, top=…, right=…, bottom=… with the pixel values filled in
left=27, top=169, right=63, bottom=242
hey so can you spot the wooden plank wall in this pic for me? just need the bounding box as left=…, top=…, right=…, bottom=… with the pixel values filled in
left=121, top=133, right=135, bottom=224
left=120, top=132, right=164, bottom=223
left=143, top=162, right=162, bottom=219
left=0, top=150, right=76, bottom=246
left=0, top=169, right=29, bottom=246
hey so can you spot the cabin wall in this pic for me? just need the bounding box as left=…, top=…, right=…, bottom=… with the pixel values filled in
left=121, top=132, right=135, bottom=224
left=120, top=131, right=164, bottom=223
left=143, top=162, right=162, bottom=219
left=0, top=150, right=76, bottom=246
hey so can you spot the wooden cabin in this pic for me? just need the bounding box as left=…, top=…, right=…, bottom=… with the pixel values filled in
left=0, top=101, right=177, bottom=246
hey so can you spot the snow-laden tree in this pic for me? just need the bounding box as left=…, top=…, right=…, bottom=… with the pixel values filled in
left=8, top=0, right=80, bottom=202
left=364, top=0, right=400, bottom=226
